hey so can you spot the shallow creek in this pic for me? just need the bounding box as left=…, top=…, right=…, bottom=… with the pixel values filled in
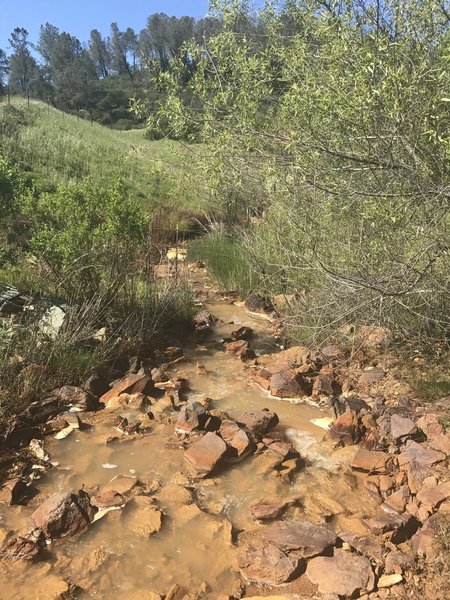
left=0, top=290, right=374, bottom=599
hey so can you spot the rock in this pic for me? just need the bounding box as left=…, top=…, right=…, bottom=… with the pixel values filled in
left=101, top=474, right=138, bottom=495
left=398, top=441, right=446, bottom=467
left=263, top=520, right=337, bottom=558
left=183, top=432, right=227, bottom=477
left=90, top=490, right=126, bottom=509
left=350, top=449, right=394, bottom=473
left=379, top=475, right=395, bottom=493
left=231, top=326, right=253, bottom=341
left=390, top=414, right=417, bottom=439
left=270, top=369, right=311, bottom=398
left=268, top=346, right=311, bottom=371
left=306, top=549, right=375, bottom=596
left=338, top=532, right=384, bottom=562
left=0, top=533, right=45, bottom=561
left=124, top=496, right=162, bottom=538
left=382, top=485, right=410, bottom=513
left=327, top=411, right=360, bottom=446
left=238, top=542, right=299, bottom=586
left=31, top=490, right=95, bottom=538
left=358, top=369, right=386, bottom=386
left=384, top=550, right=414, bottom=574
left=175, top=402, right=207, bottom=434
left=0, top=478, right=30, bottom=505
left=245, top=293, right=274, bottom=313
left=83, top=373, right=110, bottom=398
left=100, top=373, right=152, bottom=405
left=250, top=502, right=290, bottom=521
left=416, top=480, right=450, bottom=510
left=225, top=340, right=255, bottom=360
left=165, top=584, right=187, bottom=600
left=417, top=414, right=450, bottom=455
left=363, top=512, right=418, bottom=543
left=219, top=420, right=254, bottom=458
left=407, top=461, right=432, bottom=494
left=237, top=409, right=279, bottom=434
left=57, top=385, right=98, bottom=411
left=378, top=574, right=403, bottom=588
left=194, top=309, right=217, bottom=328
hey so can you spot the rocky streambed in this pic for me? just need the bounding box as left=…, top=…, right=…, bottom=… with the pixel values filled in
left=0, top=263, right=449, bottom=600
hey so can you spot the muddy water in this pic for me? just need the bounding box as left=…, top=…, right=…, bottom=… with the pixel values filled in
left=0, top=290, right=373, bottom=598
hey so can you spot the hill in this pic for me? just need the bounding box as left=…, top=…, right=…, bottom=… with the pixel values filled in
left=0, top=98, right=205, bottom=227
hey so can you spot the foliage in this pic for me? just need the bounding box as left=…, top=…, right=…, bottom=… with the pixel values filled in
left=155, top=0, right=450, bottom=345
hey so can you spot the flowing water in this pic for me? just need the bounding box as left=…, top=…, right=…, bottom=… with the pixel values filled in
left=0, top=280, right=375, bottom=599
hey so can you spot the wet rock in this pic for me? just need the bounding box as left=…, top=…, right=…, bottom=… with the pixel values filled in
left=100, top=373, right=153, bottom=405
left=250, top=502, right=290, bottom=521
left=238, top=542, right=299, bottom=586
left=262, top=520, right=337, bottom=558
left=91, top=490, right=126, bottom=509
left=390, top=414, right=417, bottom=440
left=306, top=549, right=375, bottom=597
left=270, top=369, right=311, bottom=398
left=416, top=480, right=450, bottom=510
left=56, top=385, right=98, bottom=411
left=225, top=340, right=255, bottom=360
left=237, top=409, right=279, bottom=434
left=231, top=326, right=253, bottom=341
left=194, top=309, right=218, bottom=328
left=0, top=532, right=45, bottom=561
left=219, top=420, right=254, bottom=459
left=327, top=411, right=360, bottom=446
left=350, top=449, right=394, bottom=473
left=31, top=490, right=96, bottom=538
left=101, top=474, right=138, bottom=495
left=83, top=373, right=110, bottom=398
left=183, top=432, right=227, bottom=477
left=149, top=395, right=176, bottom=421
left=124, top=496, right=162, bottom=538
left=397, top=441, right=446, bottom=467
left=175, top=402, right=207, bottom=434
left=0, top=478, right=31, bottom=505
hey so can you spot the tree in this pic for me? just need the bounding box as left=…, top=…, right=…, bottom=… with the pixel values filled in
left=0, top=49, right=9, bottom=95
left=110, top=23, right=133, bottom=79
left=8, top=28, right=38, bottom=96
left=89, top=29, right=111, bottom=78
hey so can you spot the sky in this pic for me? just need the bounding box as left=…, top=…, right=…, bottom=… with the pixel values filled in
left=0, top=0, right=210, bottom=51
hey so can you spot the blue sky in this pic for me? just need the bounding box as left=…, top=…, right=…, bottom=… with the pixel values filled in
left=0, top=0, right=210, bottom=51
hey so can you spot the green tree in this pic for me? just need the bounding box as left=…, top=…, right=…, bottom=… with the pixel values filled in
left=0, top=49, right=9, bottom=95
left=89, top=29, right=111, bottom=78
left=8, top=28, right=38, bottom=96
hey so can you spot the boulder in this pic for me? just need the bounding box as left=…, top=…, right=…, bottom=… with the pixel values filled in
left=416, top=480, right=450, bottom=510
left=100, top=373, right=152, bottom=405
left=31, top=490, right=95, bottom=538
left=0, top=533, right=45, bottom=561
left=398, top=441, right=445, bottom=467
left=390, top=414, right=417, bottom=440
left=363, top=512, right=418, bottom=543
left=306, top=550, right=375, bottom=596
left=225, top=340, right=255, bottom=360
left=231, top=326, right=253, bottom=341
left=0, top=478, right=30, bottom=505
left=183, top=432, right=227, bottom=477
left=57, top=385, right=98, bottom=411
left=238, top=542, right=299, bottom=585
left=124, top=496, right=162, bottom=538
left=262, top=520, right=337, bottom=558
left=270, top=369, right=311, bottom=398
left=237, top=409, right=279, bottom=434
left=175, top=402, right=207, bottom=434
left=250, top=503, right=290, bottom=521
left=219, top=420, right=254, bottom=458
left=90, top=490, right=126, bottom=509
left=350, top=449, right=394, bottom=473
left=327, top=411, right=360, bottom=446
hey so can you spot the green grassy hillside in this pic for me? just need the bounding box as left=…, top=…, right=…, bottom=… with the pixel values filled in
left=0, top=98, right=205, bottom=226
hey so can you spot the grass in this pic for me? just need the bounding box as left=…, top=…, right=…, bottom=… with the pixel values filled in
left=410, top=371, right=450, bottom=403
left=188, top=231, right=260, bottom=294
left=0, top=97, right=206, bottom=226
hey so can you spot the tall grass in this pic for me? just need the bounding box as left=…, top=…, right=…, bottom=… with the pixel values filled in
left=0, top=97, right=206, bottom=224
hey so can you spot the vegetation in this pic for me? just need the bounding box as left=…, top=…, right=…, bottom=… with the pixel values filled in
left=156, top=0, right=450, bottom=347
